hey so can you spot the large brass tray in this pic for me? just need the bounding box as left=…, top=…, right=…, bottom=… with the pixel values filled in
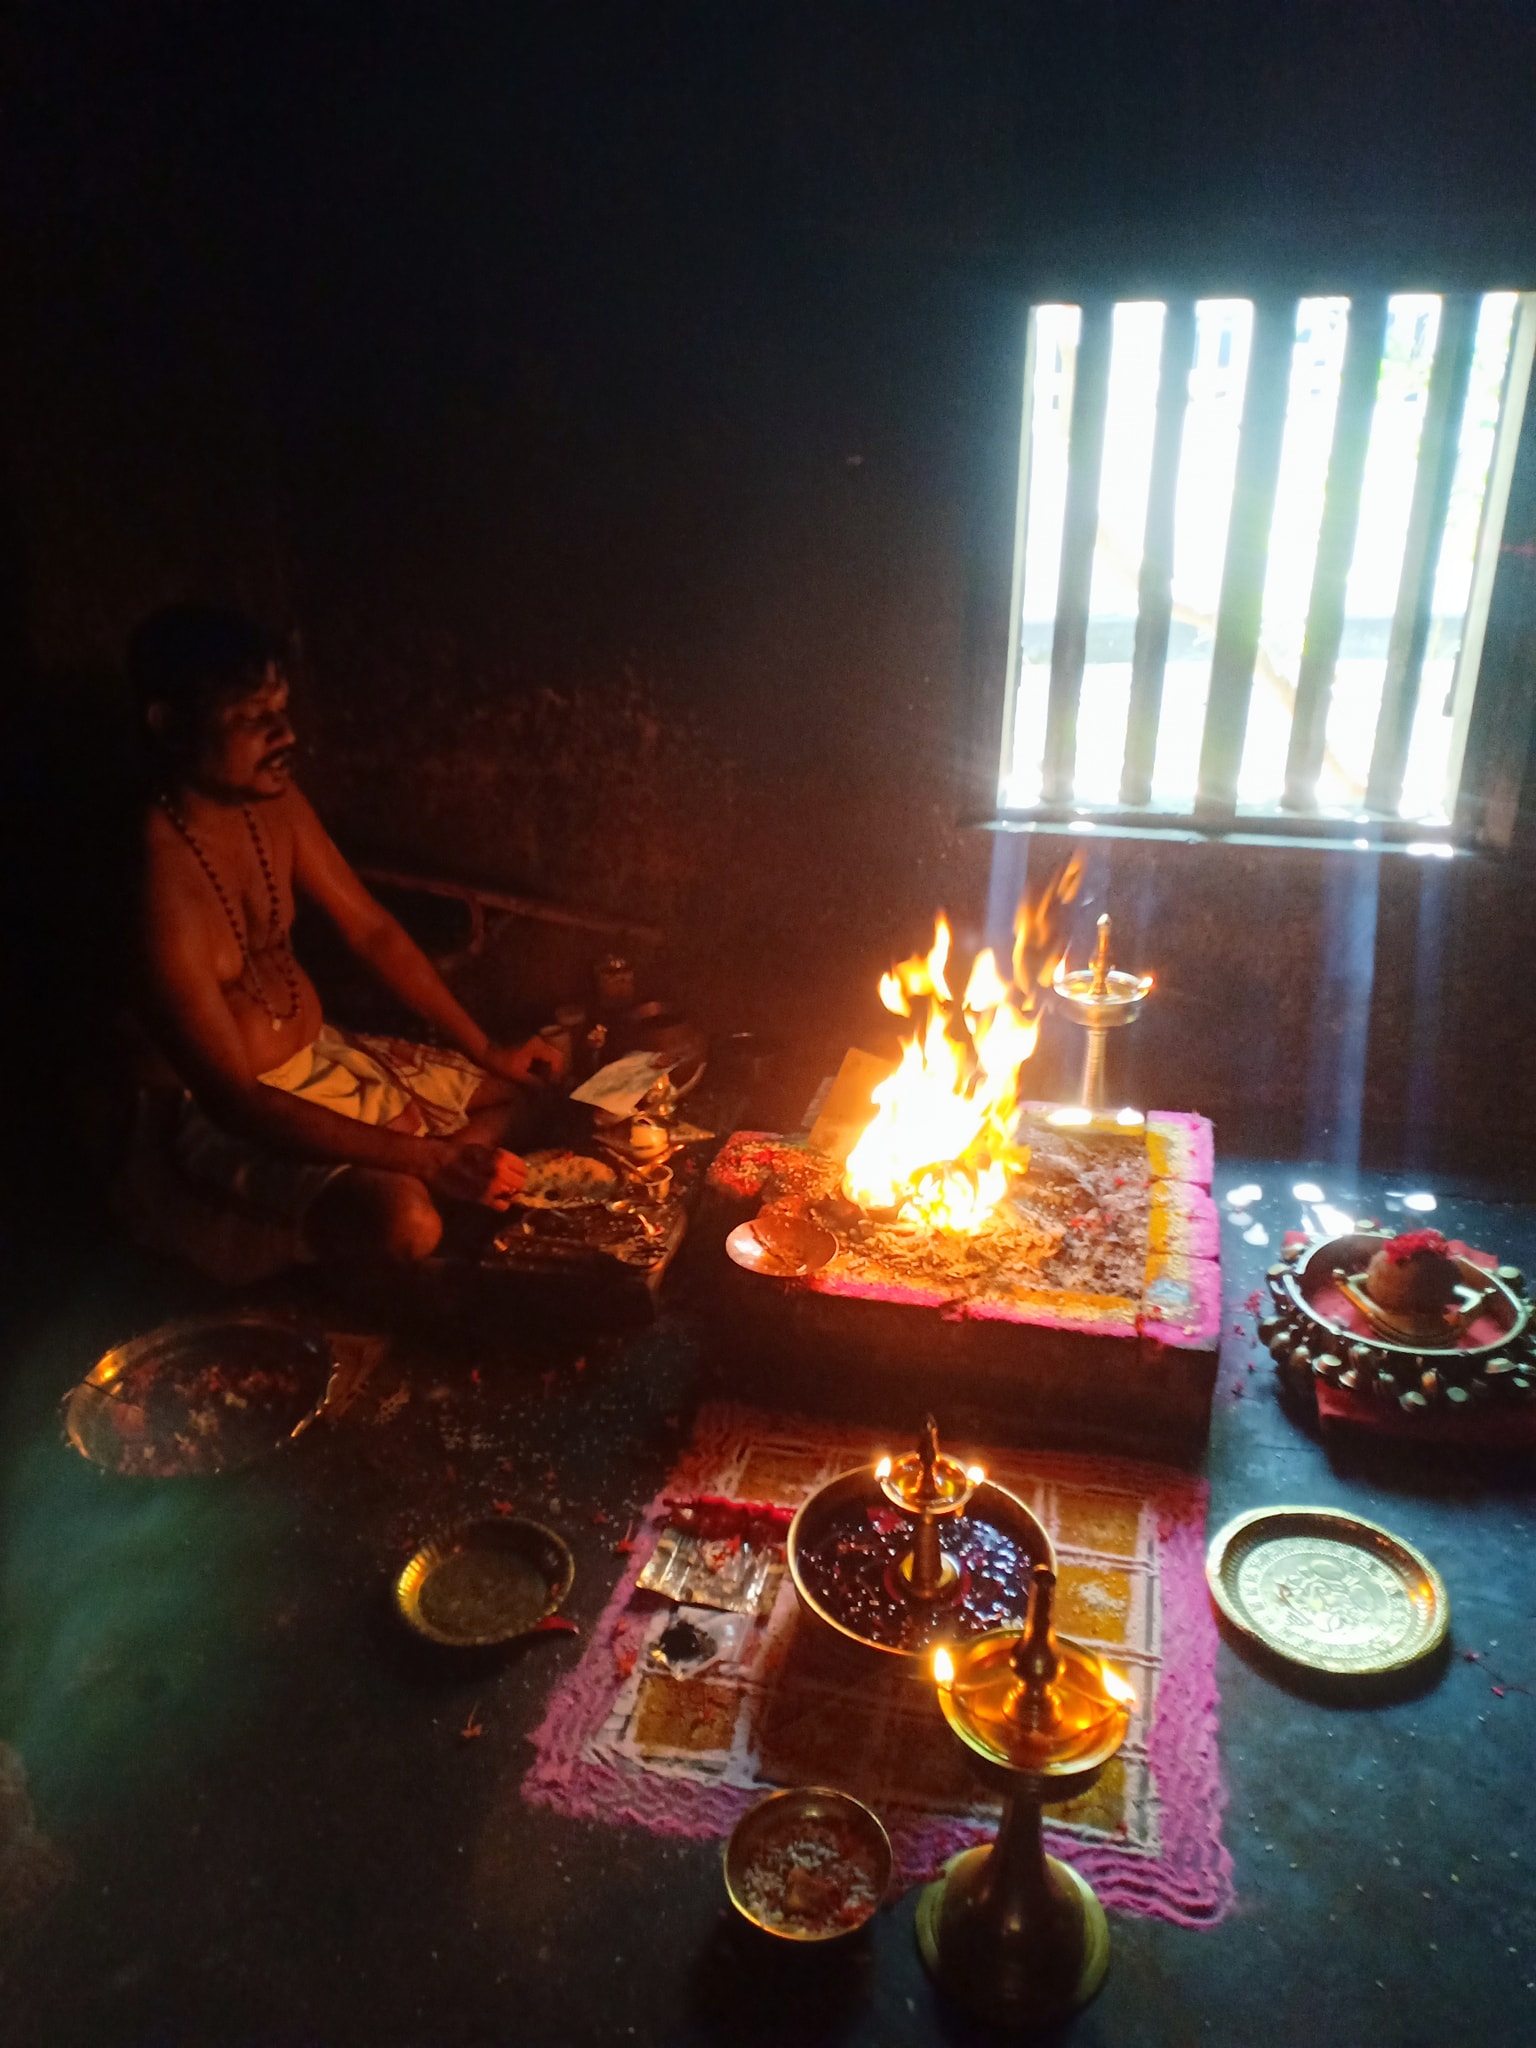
left=1206, top=1506, right=1448, bottom=1677
left=64, top=1312, right=336, bottom=1478
left=787, top=1466, right=1054, bottom=1669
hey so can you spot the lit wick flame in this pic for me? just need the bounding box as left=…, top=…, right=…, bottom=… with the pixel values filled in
left=932, top=1646, right=955, bottom=1687
left=965, top=1464, right=986, bottom=1486
left=1050, top=1103, right=1147, bottom=1129
left=875, top=1455, right=893, bottom=1481
left=1102, top=1665, right=1136, bottom=1707
left=845, top=855, right=1084, bottom=1234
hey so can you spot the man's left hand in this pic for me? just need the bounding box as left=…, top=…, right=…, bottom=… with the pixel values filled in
left=481, top=1034, right=567, bottom=1085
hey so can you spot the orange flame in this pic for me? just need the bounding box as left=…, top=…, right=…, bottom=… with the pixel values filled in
left=843, top=858, right=1081, bottom=1233
left=1013, top=850, right=1084, bottom=992
left=1102, top=1663, right=1137, bottom=1707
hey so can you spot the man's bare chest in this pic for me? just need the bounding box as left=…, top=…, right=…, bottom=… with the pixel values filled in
left=203, top=870, right=295, bottom=987
left=169, top=816, right=298, bottom=983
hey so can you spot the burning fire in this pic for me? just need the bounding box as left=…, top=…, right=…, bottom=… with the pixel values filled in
left=844, top=857, right=1083, bottom=1232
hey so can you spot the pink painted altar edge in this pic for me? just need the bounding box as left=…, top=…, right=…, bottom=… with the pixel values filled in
left=702, top=1110, right=1221, bottom=1460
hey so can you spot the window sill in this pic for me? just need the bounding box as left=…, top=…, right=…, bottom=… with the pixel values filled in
left=975, top=806, right=1468, bottom=857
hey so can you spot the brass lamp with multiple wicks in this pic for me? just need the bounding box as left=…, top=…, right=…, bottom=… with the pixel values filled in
left=917, top=1560, right=1135, bottom=2029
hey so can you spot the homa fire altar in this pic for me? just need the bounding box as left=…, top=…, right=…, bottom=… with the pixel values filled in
left=703, top=882, right=1219, bottom=1458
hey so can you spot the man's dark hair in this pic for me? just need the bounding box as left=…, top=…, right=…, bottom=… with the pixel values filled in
left=128, top=604, right=286, bottom=749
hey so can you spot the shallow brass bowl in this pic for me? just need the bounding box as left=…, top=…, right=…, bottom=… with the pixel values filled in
left=723, top=1786, right=892, bottom=1942
left=394, top=1517, right=574, bottom=1648
left=1207, top=1505, right=1448, bottom=1678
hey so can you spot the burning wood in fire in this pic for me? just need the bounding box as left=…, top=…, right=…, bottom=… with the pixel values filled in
left=843, top=857, right=1084, bottom=1233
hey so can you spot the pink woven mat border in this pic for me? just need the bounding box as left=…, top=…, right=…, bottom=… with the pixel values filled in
left=524, top=1406, right=1233, bottom=1929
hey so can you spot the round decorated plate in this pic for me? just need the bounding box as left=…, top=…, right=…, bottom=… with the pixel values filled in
left=1206, top=1506, right=1448, bottom=1677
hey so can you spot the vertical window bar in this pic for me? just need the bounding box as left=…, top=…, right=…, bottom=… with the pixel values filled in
left=1282, top=293, right=1390, bottom=811
left=1194, top=298, right=1297, bottom=817
left=1120, top=299, right=1196, bottom=806
left=1040, top=300, right=1114, bottom=804
left=1364, top=294, right=1480, bottom=816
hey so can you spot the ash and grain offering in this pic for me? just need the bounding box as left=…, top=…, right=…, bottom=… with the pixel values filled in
left=731, top=1807, right=886, bottom=1938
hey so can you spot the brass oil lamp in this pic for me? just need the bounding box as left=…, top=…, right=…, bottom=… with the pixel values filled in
left=786, top=1412, right=1053, bottom=1669
left=1051, top=913, right=1153, bottom=1111
left=875, top=1413, right=982, bottom=1604
left=917, top=1562, right=1134, bottom=2029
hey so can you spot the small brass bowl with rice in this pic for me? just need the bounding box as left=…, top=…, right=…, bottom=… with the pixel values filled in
left=723, top=1787, right=891, bottom=1941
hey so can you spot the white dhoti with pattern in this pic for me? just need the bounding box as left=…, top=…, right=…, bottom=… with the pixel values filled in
left=114, top=1026, right=489, bottom=1284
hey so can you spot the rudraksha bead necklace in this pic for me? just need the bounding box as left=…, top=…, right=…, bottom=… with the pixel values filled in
left=158, top=797, right=304, bottom=1030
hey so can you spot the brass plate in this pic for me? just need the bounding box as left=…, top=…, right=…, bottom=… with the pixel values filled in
left=64, top=1312, right=336, bottom=1478
left=723, top=1787, right=892, bottom=1942
left=724, top=1219, right=838, bottom=1278
left=394, top=1518, right=574, bottom=1648
left=1206, top=1506, right=1448, bottom=1676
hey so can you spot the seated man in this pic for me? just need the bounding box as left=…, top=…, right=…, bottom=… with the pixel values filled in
left=120, top=604, right=565, bottom=1279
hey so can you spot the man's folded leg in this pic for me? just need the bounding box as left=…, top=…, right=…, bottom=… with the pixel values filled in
left=301, top=1168, right=444, bottom=1266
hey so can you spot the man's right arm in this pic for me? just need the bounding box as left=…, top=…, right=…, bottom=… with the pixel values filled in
left=140, top=867, right=459, bottom=1182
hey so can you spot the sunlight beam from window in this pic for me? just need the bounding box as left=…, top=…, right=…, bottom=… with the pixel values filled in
left=996, top=284, right=1535, bottom=845
left=1399, top=292, right=1518, bottom=821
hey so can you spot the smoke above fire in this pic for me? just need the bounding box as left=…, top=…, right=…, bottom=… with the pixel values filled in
left=844, top=855, right=1084, bottom=1232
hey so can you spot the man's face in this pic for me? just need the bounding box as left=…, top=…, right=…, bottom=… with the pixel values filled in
left=186, top=664, right=297, bottom=803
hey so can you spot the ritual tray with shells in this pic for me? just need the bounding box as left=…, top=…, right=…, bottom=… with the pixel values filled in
left=482, top=1145, right=698, bottom=1281
left=489, top=1195, right=679, bottom=1273
left=1206, top=1505, right=1449, bottom=1678
left=1262, top=1232, right=1535, bottom=1421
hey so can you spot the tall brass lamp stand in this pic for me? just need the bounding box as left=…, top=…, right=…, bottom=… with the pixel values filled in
left=916, top=1563, right=1134, bottom=2030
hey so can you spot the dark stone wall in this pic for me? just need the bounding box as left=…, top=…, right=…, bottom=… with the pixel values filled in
left=6, top=2, right=1536, bottom=1195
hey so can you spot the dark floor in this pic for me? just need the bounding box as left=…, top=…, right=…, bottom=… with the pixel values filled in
left=2, top=1143, right=1535, bottom=2048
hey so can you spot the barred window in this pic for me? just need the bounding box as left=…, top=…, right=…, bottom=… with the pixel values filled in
left=993, top=291, right=1536, bottom=851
